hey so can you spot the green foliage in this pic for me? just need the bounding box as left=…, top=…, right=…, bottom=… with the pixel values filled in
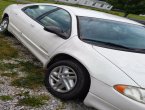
left=107, top=0, right=145, bottom=16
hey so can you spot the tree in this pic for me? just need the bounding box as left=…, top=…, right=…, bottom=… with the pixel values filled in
left=107, top=0, right=145, bottom=17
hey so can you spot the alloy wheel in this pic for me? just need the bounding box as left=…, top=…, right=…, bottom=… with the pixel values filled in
left=49, top=66, right=77, bottom=93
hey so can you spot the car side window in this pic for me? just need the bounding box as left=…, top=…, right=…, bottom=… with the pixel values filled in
left=23, top=5, right=57, bottom=19
left=39, top=9, right=71, bottom=36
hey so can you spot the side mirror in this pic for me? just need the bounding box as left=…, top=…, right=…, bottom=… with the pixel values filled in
left=44, top=26, right=68, bottom=39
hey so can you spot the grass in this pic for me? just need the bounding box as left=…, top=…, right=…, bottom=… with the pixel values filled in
left=11, top=74, right=44, bottom=89
left=18, top=96, right=49, bottom=107
left=0, top=63, right=18, bottom=71
left=0, top=36, right=44, bottom=89
left=11, top=61, right=44, bottom=89
left=1, top=72, right=17, bottom=77
left=0, top=33, right=44, bottom=89
left=0, top=34, right=18, bottom=59
left=128, top=14, right=145, bottom=21
left=0, top=95, right=13, bottom=101
left=18, top=92, right=50, bottom=107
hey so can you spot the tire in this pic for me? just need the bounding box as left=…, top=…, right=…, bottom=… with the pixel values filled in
left=0, top=17, right=9, bottom=34
left=45, top=60, right=90, bottom=100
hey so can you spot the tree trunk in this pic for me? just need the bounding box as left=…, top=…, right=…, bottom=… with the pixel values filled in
left=124, top=13, right=129, bottom=17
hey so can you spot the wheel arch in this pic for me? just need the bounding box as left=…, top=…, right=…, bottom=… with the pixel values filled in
left=46, top=53, right=91, bottom=100
left=2, top=13, right=9, bottom=20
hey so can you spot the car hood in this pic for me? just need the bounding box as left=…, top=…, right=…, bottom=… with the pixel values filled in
left=93, top=46, right=145, bottom=88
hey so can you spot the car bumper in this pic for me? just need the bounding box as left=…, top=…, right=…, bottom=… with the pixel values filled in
left=84, top=77, right=145, bottom=110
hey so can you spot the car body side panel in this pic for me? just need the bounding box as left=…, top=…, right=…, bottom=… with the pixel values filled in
left=48, top=36, right=138, bottom=87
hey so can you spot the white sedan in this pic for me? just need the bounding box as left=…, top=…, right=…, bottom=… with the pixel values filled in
left=1, top=3, right=145, bottom=110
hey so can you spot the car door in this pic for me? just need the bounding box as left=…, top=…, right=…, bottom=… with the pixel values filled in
left=29, top=8, right=72, bottom=56
left=11, top=5, right=58, bottom=59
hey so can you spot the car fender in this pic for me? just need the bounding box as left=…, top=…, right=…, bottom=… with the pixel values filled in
left=2, top=4, right=18, bottom=19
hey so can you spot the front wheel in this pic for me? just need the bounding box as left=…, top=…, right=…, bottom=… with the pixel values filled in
left=44, top=60, right=90, bottom=100
left=0, top=17, right=9, bottom=34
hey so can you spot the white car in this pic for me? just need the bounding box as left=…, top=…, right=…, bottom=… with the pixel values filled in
left=1, top=3, right=145, bottom=110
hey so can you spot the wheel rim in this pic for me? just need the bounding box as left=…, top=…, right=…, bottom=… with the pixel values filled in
left=49, top=66, right=77, bottom=93
left=0, top=19, right=8, bottom=32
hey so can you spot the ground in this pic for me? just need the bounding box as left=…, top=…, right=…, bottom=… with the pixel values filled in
left=0, top=33, right=95, bottom=110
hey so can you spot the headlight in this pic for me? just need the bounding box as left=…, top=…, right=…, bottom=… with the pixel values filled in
left=114, top=85, right=145, bottom=104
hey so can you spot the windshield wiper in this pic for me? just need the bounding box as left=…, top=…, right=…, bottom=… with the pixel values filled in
left=82, top=38, right=132, bottom=50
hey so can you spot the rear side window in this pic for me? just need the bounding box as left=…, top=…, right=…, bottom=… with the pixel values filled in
left=23, top=5, right=57, bottom=19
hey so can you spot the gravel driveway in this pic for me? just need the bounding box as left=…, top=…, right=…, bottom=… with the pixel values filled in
left=0, top=33, right=96, bottom=110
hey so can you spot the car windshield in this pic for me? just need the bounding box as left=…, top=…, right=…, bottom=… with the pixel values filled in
left=78, top=16, right=145, bottom=52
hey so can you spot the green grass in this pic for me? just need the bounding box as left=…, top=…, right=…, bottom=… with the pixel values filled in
left=128, top=14, right=145, bottom=21
left=11, top=61, right=44, bottom=89
left=18, top=92, right=50, bottom=107
left=0, top=63, right=18, bottom=71
left=18, top=96, right=48, bottom=107
left=0, top=44, right=44, bottom=89
left=0, top=95, right=13, bottom=101
left=1, top=72, right=17, bottom=77
left=11, top=74, right=44, bottom=89
left=0, top=34, right=18, bottom=59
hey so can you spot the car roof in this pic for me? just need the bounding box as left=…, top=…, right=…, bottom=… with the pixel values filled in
left=20, top=3, right=143, bottom=26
